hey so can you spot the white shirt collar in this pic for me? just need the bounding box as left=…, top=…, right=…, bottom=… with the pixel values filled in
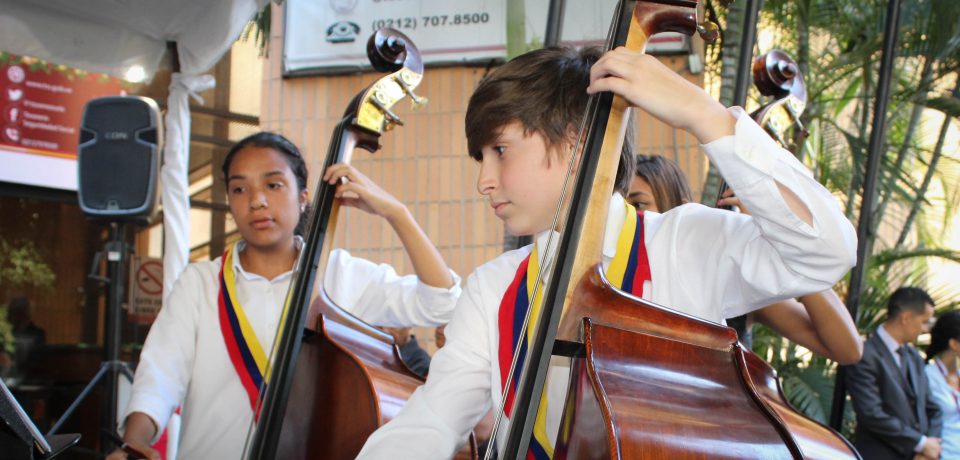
left=532, top=192, right=629, bottom=273
left=533, top=230, right=559, bottom=276
left=602, top=192, right=628, bottom=259
left=877, top=323, right=904, bottom=353
left=231, top=236, right=303, bottom=282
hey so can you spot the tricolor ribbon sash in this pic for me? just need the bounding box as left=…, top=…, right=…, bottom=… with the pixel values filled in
left=497, top=203, right=650, bottom=458
left=218, top=247, right=270, bottom=418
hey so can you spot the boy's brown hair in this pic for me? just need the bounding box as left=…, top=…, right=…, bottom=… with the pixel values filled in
left=465, top=46, right=635, bottom=195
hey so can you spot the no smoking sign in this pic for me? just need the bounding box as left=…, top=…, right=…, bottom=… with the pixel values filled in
left=129, top=257, right=163, bottom=323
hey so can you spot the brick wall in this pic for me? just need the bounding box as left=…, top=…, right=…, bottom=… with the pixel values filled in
left=261, top=6, right=711, bottom=351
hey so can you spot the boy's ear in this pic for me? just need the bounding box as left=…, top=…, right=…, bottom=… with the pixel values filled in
left=566, top=122, right=594, bottom=171
left=565, top=128, right=585, bottom=173
left=300, top=189, right=308, bottom=210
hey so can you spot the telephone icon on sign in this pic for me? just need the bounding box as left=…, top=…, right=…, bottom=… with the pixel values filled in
left=326, top=21, right=360, bottom=43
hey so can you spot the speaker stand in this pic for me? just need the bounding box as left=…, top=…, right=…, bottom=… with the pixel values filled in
left=47, top=223, right=134, bottom=454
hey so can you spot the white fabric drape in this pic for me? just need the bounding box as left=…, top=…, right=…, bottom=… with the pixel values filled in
left=159, top=72, right=214, bottom=460
left=161, top=73, right=215, bottom=299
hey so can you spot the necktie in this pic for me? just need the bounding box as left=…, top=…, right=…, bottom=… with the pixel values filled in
left=898, top=346, right=915, bottom=390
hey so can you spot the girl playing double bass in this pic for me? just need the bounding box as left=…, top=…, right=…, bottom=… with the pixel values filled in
left=108, top=132, right=460, bottom=460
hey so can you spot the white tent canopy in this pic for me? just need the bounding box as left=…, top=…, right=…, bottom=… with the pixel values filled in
left=0, top=0, right=267, bottom=77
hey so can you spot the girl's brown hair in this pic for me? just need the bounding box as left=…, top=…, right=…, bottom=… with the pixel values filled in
left=634, top=154, right=693, bottom=212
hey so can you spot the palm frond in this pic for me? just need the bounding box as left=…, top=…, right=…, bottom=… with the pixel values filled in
left=926, top=96, right=960, bottom=118
left=240, top=3, right=272, bottom=57
left=783, top=373, right=828, bottom=423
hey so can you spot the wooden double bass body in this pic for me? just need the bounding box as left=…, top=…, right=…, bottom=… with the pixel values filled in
left=555, top=271, right=860, bottom=459
left=244, top=29, right=474, bottom=460
left=501, top=2, right=861, bottom=459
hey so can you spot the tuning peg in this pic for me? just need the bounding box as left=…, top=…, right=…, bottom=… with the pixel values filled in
left=371, top=96, right=404, bottom=128
left=409, top=93, right=429, bottom=111
left=697, top=22, right=720, bottom=42
left=394, top=74, right=428, bottom=111
left=795, top=118, right=810, bottom=138
left=763, top=123, right=788, bottom=146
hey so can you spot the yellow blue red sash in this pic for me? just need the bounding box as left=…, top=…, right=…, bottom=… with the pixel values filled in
left=217, top=247, right=270, bottom=418
left=497, top=204, right=650, bottom=458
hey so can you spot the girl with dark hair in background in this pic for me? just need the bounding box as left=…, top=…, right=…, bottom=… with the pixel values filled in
left=926, top=310, right=960, bottom=458
left=626, top=154, right=693, bottom=212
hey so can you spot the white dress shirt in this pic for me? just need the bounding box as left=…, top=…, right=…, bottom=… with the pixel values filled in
left=877, top=324, right=905, bottom=368
left=357, top=108, right=858, bottom=459
left=121, top=242, right=461, bottom=460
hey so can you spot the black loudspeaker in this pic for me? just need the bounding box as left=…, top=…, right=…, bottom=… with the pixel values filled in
left=77, top=96, right=162, bottom=221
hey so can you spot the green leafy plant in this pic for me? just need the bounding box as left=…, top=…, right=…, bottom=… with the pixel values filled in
left=0, top=308, right=14, bottom=354
left=709, top=0, right=960, bottom=439
left=0, top=237, right=56, bottom=354
left=241, top=3, right=272, bottom=57
left=0, top=238, right=56, bottom=289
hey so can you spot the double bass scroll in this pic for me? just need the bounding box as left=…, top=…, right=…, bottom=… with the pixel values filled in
left=717, top=49, right=809, bottom=210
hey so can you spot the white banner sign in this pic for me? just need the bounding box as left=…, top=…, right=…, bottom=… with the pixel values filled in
left=284, top=0, right=507, bottom=74
left=283, top=0, right=691, bottom=75
left=523, top=0, right=692, bottom=54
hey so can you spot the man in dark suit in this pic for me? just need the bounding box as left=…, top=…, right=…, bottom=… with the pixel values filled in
left=846, top=287, right=943, bottom=460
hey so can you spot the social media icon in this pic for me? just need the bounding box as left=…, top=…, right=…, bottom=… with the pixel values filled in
left=3, top=126, right=20, bottom=143
left=6, top=65, right=25, bottom=84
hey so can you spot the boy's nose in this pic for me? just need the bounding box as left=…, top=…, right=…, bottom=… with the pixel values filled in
left=476, top=161, right=497, bottom=195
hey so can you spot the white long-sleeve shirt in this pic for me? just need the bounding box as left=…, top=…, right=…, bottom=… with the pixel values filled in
left=121, top=243, right=461, bottom=460
left=357, top=108, right=858, bottom=459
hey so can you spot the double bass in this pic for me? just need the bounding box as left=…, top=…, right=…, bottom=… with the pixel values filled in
left=494, top=1, right=861, bottom=459
left=243, top=29, right=474, bottom=460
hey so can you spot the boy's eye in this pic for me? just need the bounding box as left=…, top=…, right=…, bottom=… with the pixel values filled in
left=268, top=182, right=284, bottom=190
left=230, top=186, right=245, bottom=194
left=493, top=146, right=506, bottom=155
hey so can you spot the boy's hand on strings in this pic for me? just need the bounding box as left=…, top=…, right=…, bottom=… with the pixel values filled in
left=587, top=47, right=735, bottom=144
left=324, top=163, right=405, bottom=221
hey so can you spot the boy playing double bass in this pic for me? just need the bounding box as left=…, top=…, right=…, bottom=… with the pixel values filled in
left=358, top=45, right=856, bottom=458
